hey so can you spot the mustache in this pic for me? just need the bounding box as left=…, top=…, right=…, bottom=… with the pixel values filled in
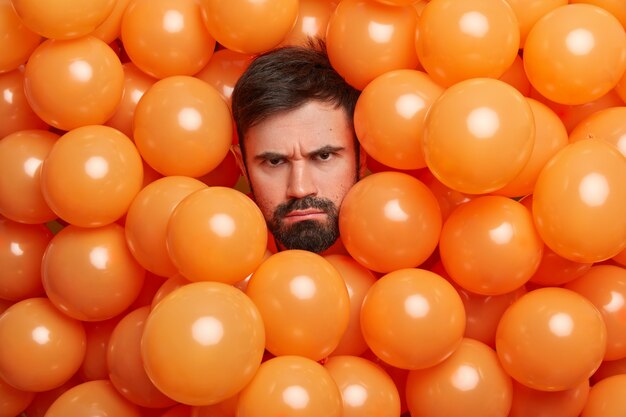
left=273, top=196, right=337, bottom=219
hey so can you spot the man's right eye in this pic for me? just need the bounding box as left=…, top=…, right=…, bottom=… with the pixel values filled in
left=267, top=158, right=284, bottom=166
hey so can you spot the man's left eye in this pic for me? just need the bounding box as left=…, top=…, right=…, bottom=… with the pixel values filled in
left=317, top=152, right=331, bottom=160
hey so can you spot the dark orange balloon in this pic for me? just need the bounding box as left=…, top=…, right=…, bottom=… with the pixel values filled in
left=0, top=0, right=42, bottom=73
left=194, top=48, right=252, bottom=107
left=0, top=297, right=86, bottom=392
left=91, top=0, right=133, bottom=44
left=45, top=380, right=141, bottom=417
left=581, top=374, right=626, bottom=417
left=496, top=287, right=607, bottom=391
left=151, top=274, right=191, bottom=309
left=417, top=170, right=475, bottom=222
left=195, top=149, right=241, bottom=189
left=326, top=0, right=419, bottom=90
left=79, top=317, right=120, bottom=381
left=42, top=224, right=146, bottom=321
left=339, top=172, right=441, bottom=273
left=569, top=107, right=626, bottom=157
left=133, top=76, right=232, bottom=177
left=24, top=36, right=124, bottom=130
left=498, top=55, right=531, bottom=96
left=360, top=268, right=465, bottom=370
left=591, top=357, right=626, bottom=384
left=22, top=376, right=81, bottom=417
left=127, top=272, right=168, bottom=311
left=614, top=247, right=626, bottom=267
left=559, top=90, right=624, bottom=133
left=0, top=69, right=48, bottom=139
left=406, top=338, right=513, bottom=417
left=508, top=378, right=589, bottom=417
left=280, top=0, right=338, bottom=46
left=141, top=282, right=265, bottom=405
left=191, top=394, right=237, bottom=417
left=0, top=376, right=34, bottom=417
left=503, top=0, right=567, bottom=47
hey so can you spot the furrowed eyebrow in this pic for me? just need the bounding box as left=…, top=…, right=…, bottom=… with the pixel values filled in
left=254, top=151, right=287, bottom=162
left=306, top=145, right=345, bottom=158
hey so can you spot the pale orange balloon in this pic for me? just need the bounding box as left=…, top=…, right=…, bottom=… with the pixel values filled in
left=496, top=287, right=607, bottom=391
left=0, top=297, right=86, bottom=392
left=508, top=378, right=589, bottom=417
left=0, top=0, right=41, bottom=73
left=523, top=4, right=626, bottom=105
left=503, top=0, right=567, bottom=47
left=237, top=356, right=342, bottom=417
left=326, top=0, right=419, bottom=89
left=569, top=107, right=626, bottom=157
left=406, top=338, right=512, bottom=417
left=581, top=374, right=626, bottom=417
left=423, top=78, right=535, bottom=194
left=360, top=268, right=465, bottom=370
left=280, top=0, right=338, bottom=46
left=532, top=139, right=626, bottom=263
left=79, top=317, right=120, bottom=381
left=570, top=0, right=626, bottom=30
left=0, top=376, right=34, bottom=417
left=125, top=176, right=207, bottom=277
left=45, top=380, right=141, bottom=417
left=91, top=0, right=133, bottom=44
left=324, top=355, right=400, bottom=417
left=498, top=55, right=531, bottom=96
left=23, top=36, right=124, bottom=130
left=194, top=49, right=252, bottom=108
left=0, top=69, right=48, bottom=138
left=141, top=282, right=265, bottom=405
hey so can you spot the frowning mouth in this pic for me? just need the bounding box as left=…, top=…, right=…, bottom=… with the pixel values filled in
left=283, top=209, right=327, bottom=223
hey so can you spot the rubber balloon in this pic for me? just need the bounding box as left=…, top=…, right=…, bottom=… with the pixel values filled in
left=0, top=69, right=48, bottom=139
left=44, top=380, right=141, bottom=417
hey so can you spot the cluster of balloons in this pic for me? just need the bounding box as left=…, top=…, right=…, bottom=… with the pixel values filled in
left=1, top=0, right=626, bottom=416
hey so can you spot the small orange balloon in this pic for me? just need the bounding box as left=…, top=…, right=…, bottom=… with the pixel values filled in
left=360, top=268, right=465, bottom=370
left=569, top=107, right=626, bottom=157
left=194, top=49, right=252, bottom=108
left=45, top=380, right=141, bottom=417
left=581, top=374, right=626, bottom=417
left=0, top=0, right=41, bottom=73
left=79, top=317, right=120, bottom=381
left=195, top=149, right=241, bottom=189
left=503, top=0, right=567, bottom=47
left=417, top=170, right=475, bottom=222
left=151, top=274, right=191, bottom=309
left=0, top=376, right=34, bottom=417
left=0, top=69, right=48, bottom=138
left=280, top=0, right=338, bottom=46
left=508, top=378, right=589, bottom=417
left=559, top=90, right=625, bottom=133
left=498, top=55, right=531, bottom=96
left=91, top=0, right=133, bottom=44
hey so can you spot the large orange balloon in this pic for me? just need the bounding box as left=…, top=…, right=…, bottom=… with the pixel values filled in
left=45, top=380, right=141, bottom=417
left=0, top=376, right=34, bottom=417
left=133, top=76, right=232, bottom=177
left=532, top=139, right=626, bottom=263
left=246, top=250, right=350, bottom=360
left=236, top=355, right=343, bottom=417
left=503, top=0, right=567, bottom=47
left=360, top=268, right=465, bottom=370
left=570, top=0, right=626, bottom=30
left=406, top=338, right=512, bottom=417
left=0, top=69, right=48, bottom=139
left=523, top=4, right=626, bottom=105
left=569, top=107, right=626, bottom=157
left=0, top=0, right=41, bottom=73
left=42, top=224, right=146, bottom=321
left=23, top=36, right=124, bottom=130
left=280, top=0, right=338, bottom=46
left=141, top=282, right=265, bottom=405
left=41, top=125, right=143, bottom=227
left=194, top=48, right=252, bottom=108
left=581, top=374, right=626, bottom=417
left=508, top=378, right=589, bottom=417
left=496, top=287, right=607, bottom=391
left=326, top=0, right=419, bottom=90
left=339, top=172, right=441, bottom=273
left=417, top=0, right=520, bottom=87
left=0, top=297, right=86, bottom=392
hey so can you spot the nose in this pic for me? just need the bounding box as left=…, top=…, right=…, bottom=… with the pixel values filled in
left=286, top=161, right=317, bottom=199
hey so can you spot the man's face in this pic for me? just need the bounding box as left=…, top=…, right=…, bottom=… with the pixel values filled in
left=241, top=101, right=360, bottom=253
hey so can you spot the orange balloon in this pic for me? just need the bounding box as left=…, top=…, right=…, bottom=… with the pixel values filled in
left=0, top=0, right=41, bottom=73
left=417, top=170, right=475, bottom=222
left=42, top=224, right=146, bottom=321
left=195, top=148, right=241, bottom=189
left=591, top=357, right=626, bottom=384
left=326, top=0, right=419, bottom=90
left=339, top=172, right=442, bottom=273
left=558, top=90, right=625, bottom=133
left=280, top=0, right=338, bottom=46
left=141, top=282, right=265, bottom=405
left=151, top=274, right=191, bottom=309
left=498, top=55, right=531, bottom=96
left=324, top=355, right=400, bottom=417
left=0, top=297, right=86, bottom=392
left=532, top=139, right=626, bottom=263
left=108, top=307, right=177, bottom=408
left=354, top=69, right=444, bottom=170
left=569, top=107, right=626, bottom=157
left=423, top=78, right=535, bottom=194
left=91, top=0, right=133, bottom=44
left=127, top=272, right=168, bottom=311
left=166, top=187, right=267, bottom=284
left=565, top=265, right=626, bottom=360
left=23, top=36, right=124, bottom=130
left=360, top=268, right=465, bottom=370
left=161, top=405, right=192, bottom=417
left=581, top=374, right=626, bottom=417
left=133, top=76, right=232, bottom=177
left=79, top=317, right=120, bottom=381
left=523, top=4, right=626, bottom=105
left=246, top=250, right=349, bottom=360
left=237, top=355, right=342, bottom=417
left=440, top=196, right=543, bottom=295
left=570, top=0, right=626, bottom=30
left=360, top=350, right=410, bottom=414
left=0, top=69, right=48, bottom=138
left=325, top=254, right=377, bottom=357
left=0, top=129, right=58, bottom=223
left=503, top=0, right=567, bottom=47
left=45, top=380, right=141, bottom=417
left=406, top=338, right=512, bottom=417
left=191, top=394, right=237, bottom=417
left=496, top=287, right=607, bottom=391
left=614, top=247, right=626, bottom=267
left=0, top=376, right=34, bottom=417
left=201, top=0, right=298, bottom=54
left=194, top=49, right=252, bottom=108
left=508, top=378, right=589, bottom=417
left=125, top=176, right=207, bottom=277
left=22, top=376, right=81, bottom=417
left=121, top=0, right=215, bottom=78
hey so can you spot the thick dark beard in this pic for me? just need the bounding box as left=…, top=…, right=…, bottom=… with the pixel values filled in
left=267, top=196, right=339, bottom=253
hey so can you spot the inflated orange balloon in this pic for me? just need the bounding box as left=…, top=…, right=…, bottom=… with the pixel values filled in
left=508, top=378, right=589, bottom=417
left=614, top=247, right=626, bottom=267
left=79, top=317, right=119, bottom=381
left=23, top=376, right=81, bottom=417
left=325, top=254, right=377, bottom=357
left=324, top=355, right=400, bottom=417
left=91, top=0, right=132, bottom=44
left=498, top=55, right=531, bottom=96
left=280, top=0, right=338, bottom=46
left=417, top=170, right=475, bottom=222
left=191, top=395, right=238, bottom=417
left=40, top=125, right=143, bottom=227
left=439, top=196, right=543, bottom=295
left=496, top=287, right=607, bottom=391
left=121, top=0, right=215, bottom=78
left=360, top=268, right=465, bottom=370
left=126, top=272, right=168, bottom=311
left=237, top=355, right=342, bottom=417
left=406, top=338, right=512, bottom=417
left=23, top=36, right=124, bottom=130
left=0, top=376, right=34, bottom=417
left=581, top=374, right=626, bottom=417
left=201, top=0, right=298, bottom=54
left=194, top=49, right=252, bottom=107
left=141, top=282, right=265, bottom=405
left=109, top=307, right=177, bottom=408
left=354, top=69, right=443, bottom=170
left=125, top=176, right=207, bottom=277
left=339, top=172, right=441, bottom=273
left=167, top=187, right=267, bottom=284
left=423, top=78, right=535, bottom=194
left=134, top=76, right=232, bottom=177
left=195, top=149, right=241, bottom=189
left=42, top=224, right=146, bottom=321
left=524, top=4, right=626, bottom=105
left=559, top=90, right=625, bottom=133
left=151, top=274, right=191, bottom=309
left=569, top=107, right=626, bottom=157
left=0, top=69, right=48, bottom=139
left=360, top=350, right=410, bottom=414
left=246, top=250, right=349, bottom=360
left=45, top=380, right=141, bottom=417
left=326, top=0, right=419, bottom=90
left=591, top=357, right=626, bottom=384
left=0, top=130, right=57, bottom=223
left=0, top=297, right=86, bottom=392
left=503, top=0, right=567, bottom=47
left=0, top=0, right=41, bottom=73
left=532, top=139, right=626, bottom=263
